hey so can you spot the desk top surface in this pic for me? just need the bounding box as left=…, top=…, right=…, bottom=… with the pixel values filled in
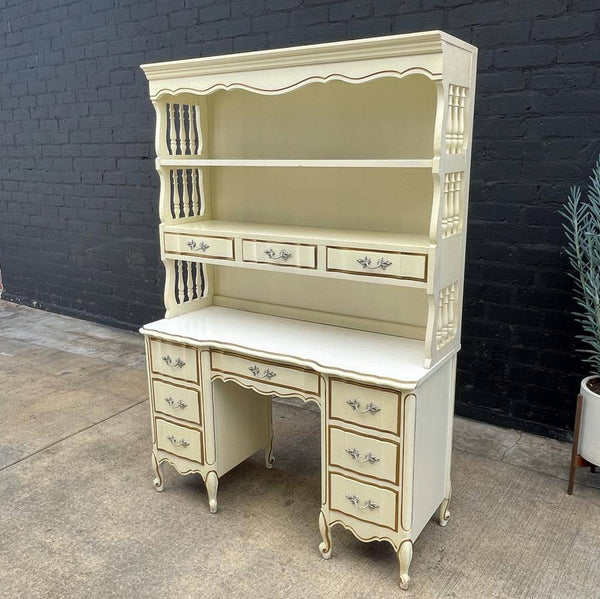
left=140, top=307, right=456, bottom=389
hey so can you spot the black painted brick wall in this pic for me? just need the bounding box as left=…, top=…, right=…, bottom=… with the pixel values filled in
left=1, top=0, right=599, bottom=440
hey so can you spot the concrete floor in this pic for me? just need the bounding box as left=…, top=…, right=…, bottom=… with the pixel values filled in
left=0, top=299, right=599, bottom=598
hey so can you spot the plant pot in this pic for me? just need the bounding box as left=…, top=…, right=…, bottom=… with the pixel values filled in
left=579, top=376, right=600, bottom=466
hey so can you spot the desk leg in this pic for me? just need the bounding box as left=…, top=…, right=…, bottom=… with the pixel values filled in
left=436, top=482, right=451, bottom=527
left=152, top=452, right=164, bottom=492
left=265, top=398, right=275, bottom=469
left=206, top=470, right=218, bottom=514
left=318, top=510, right=332, bottom=559
left=397, top=539, right=413, bottom=590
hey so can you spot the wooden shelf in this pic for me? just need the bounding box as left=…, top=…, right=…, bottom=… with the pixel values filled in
left=157, top=158, right=434, bottom=169
left=162, top=220, right=432, bottom=250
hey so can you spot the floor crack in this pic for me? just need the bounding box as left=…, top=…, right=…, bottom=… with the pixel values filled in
left=500, top=431, right=523, bottom=462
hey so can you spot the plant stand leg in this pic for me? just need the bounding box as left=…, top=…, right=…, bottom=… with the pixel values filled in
left=568, top=394, right=584, bottom=495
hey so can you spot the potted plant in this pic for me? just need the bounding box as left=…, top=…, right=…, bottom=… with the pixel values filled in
left=561, top=154, right=600, bottom=492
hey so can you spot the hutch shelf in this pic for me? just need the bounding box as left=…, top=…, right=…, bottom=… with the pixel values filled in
left=140, top=30, right=477, bottom=590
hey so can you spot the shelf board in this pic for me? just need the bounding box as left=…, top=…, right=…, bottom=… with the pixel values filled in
left=158, top=158, right=433, bottom=169
left=162, top=220, right=432, bottom=250
left=141, top=306, right=438, bottom=387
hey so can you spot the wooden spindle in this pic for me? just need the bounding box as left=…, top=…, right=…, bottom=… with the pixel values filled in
left=181, top=105, right=188, bottom=155
left=194, top=105, right=202, bottom=155
left=191, top=169, right=200, bottom=216
left=169, top=103, right=177, bottom=155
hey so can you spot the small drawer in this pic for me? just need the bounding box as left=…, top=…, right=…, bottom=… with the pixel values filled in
left=326, top=246, right=427, bottom=282
left=163, top=232, right=235, bottom=261
left=156, top=418, right=203, bottom=463
left=152, top=379, right=201, bottom=425
left=329, top=472, right=398, bottom=531
left=329, top=426, right=399, bottom=484
left=149, top=339, right=199, bottom=384
left=211, top=350, right=320, bottom=396
left=242, top=239, right=317, bottom=269
left=329, top=379, right=401, bottom=436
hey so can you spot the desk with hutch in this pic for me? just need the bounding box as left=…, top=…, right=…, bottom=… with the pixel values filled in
left=140, top=31, right=477, bottom=590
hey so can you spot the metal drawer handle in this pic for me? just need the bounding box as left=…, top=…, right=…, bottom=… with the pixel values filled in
left=357, top=256, right=392, bottom=271
left=164, top=397, right=187, bottom=409
left=162, top=355, right=185, bottom=368
left=346, top=398, right=381, bottom=415
left=167, top=434, right=190, bottom=448
left=346, top=448, right=380, bottom=464
left=187, top=239, right=210, bottom=252
left=346, top=494, right=379, bottom=511
left=265, top=248, right=292, bottom=262
left=248, top=365, right=277, bottom=380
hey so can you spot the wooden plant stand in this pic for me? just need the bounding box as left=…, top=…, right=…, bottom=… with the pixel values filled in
left=567, top=393, right=598, bottom=495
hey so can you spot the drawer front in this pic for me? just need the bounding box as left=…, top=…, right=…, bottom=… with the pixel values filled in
left=329, top=379, right=401, bottom=435
left=211, top=350, right=320, bottom=396
left=329, top=426, right=399, bottom=484
left=149, top=339, right=199, bottom=384
left=156, top=418, right=203, bottom=463
left=329, top=472, right=398, bottom=531
left=242, top=239, right=317, bottom=269
left=164, top=232, right=235, bottom=261
left=326, top=246, right=427, bottom=282
left=152, top=379, right=201, bottom=425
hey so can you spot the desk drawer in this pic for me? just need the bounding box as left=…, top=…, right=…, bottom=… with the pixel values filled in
left=156, top=418, right=203, bottom=463
left=329, top=472, right=398, bottom=531
left=242, top=239, right=317, bottom=269
left=149, top=339, right=199, bottom=384
left=164, top=231, right=235, bottom=261
left=326, top=246, right=427, bottom=282
left=152, top=379, right=201, bottom=425
left=329, top=426, right=399, bottom=484
left=211, top=350, right=320, bottom=396
left=329, top=379, right=400, bottom=435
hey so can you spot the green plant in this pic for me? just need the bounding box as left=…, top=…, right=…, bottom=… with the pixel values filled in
left=561, top=155, right=600, bottom=375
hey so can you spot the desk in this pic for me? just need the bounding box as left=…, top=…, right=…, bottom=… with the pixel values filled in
left=141, top=307, right=456, bottom=589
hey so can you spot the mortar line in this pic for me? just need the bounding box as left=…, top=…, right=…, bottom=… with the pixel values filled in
left=0, top=398, right=148, bottom=473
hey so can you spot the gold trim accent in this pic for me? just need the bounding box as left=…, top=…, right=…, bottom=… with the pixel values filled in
left=328, top=519, right=401, bottom=551
left=328, top=377, right=402, bottom=436
left=328, top=471, right=399, bottom=532
left=401, top=393, right=416, bottom=532
left=326, top=245, right=428, bottom=282
left=328, top=425, right=400, bottom=485
left=241, top=238, right=317, bottom=270
left=154, top=450, right=204, bottom=476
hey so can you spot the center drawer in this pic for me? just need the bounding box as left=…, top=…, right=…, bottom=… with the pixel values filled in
left=156, top=418, right=203, bottom=464
left=163, top=231, right=235, bottom=261
left=329, top=472, right=398, bottom=531
left=242, top=239, right=317, bottom=269
left=329, top=426, right=399, bottom=484
left=149, top=339, right=199, bottom=384
left=211, top=350, right=320, bottom=396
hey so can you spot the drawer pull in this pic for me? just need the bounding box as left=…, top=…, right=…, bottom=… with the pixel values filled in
left=346, top=494, right=379, bottom=511
left=187, top=239, right=210, bottom=252
left=162, top=355, right=186, bottom=368
left=248, top=365, right=277, bottom=380
left=357, top=256, right=392, bottom=271
left=346, top=448, right=380, bottom=464
left=166, top=434, right=190, bottom=448
left=346, top=398, right=381, bottom=415
left=264, top=248, right=292, bottom=262
left=164, top=397, right=187, bottom=410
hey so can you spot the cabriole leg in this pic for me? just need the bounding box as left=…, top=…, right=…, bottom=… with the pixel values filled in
left=397, top=539, right=413, bottom=590
left=152, top=453, right=164, bottom=492
left=265, top=399, right=275, bottom=469
left=206, top=470, right=218, bottom=514
left=436, top=483, right=451, bottom=526
left=318, top=510, right=332, bottom=559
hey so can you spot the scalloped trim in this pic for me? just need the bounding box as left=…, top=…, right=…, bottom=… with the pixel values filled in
left=151, top=68, right=439, bottom=99
left=329, top=518, right=401, bottom=551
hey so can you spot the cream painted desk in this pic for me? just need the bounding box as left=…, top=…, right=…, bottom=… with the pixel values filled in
left=140, top=31, right=477, bottom=589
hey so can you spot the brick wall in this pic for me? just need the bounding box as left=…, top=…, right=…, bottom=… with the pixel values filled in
left=1, top=0, right=599, bottom=440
